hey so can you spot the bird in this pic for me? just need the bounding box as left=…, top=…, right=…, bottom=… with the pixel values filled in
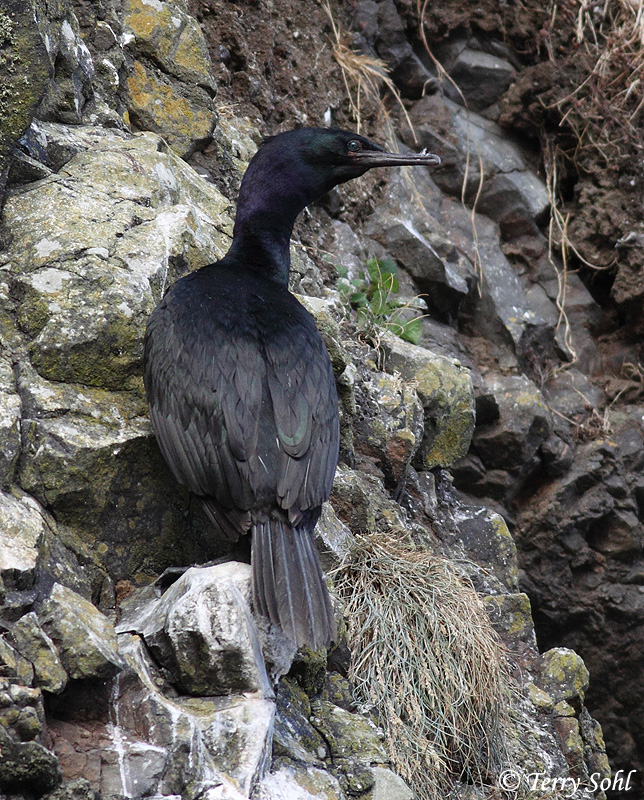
left=143, top=127, right=441, bottom=650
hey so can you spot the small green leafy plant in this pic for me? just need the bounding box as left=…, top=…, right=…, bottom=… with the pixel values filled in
left=336, top=257, right=424, bottom=345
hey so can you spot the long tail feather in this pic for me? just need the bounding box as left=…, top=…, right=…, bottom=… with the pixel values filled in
left=251, top=518, right=336, bottom=649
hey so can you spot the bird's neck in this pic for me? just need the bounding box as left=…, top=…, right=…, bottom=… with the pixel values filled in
left=224, top=152, right=322, bottom=286
left=225, top=208, right=296, bottom=286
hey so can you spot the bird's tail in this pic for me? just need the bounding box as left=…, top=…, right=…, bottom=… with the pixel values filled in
left=251, top=518, right=336, bottom=650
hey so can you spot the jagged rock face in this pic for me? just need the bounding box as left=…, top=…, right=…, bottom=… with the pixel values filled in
left=0, top=0, right=636, bottom=797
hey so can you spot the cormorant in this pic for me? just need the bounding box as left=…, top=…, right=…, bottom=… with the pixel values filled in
left=143, top=127, right=440, bottom=650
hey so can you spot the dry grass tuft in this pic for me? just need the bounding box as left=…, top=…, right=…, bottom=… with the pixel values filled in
left=322, top=0, right=414, bottom=138
left=332, top=530, right=512, bottom=799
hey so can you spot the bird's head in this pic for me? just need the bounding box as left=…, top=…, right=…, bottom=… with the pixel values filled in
left=237, top=127, right=441, bottom=224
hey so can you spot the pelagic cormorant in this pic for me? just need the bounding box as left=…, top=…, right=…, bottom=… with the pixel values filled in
left=143, top=127, right=441, bottom=649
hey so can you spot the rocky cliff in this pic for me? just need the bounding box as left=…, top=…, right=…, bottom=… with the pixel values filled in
left=0, top=0, right=641, bottom=799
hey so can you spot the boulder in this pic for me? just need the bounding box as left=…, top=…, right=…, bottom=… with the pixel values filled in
left=453, top=507, right=519, bottom=591
left=537, top=648, right=590, bottom=705
left=369, top=766, right=414, bottom=800
left=4, top=126, right=233, bottom=579
left=32, top=0, right=95, bottom=125
left=0, top=353, right=21, bottom=486
left=116, top=563, right=275, bottom=697
left=310, top=700, right=388, bottom=765
left=38, top=583, right=124, bottom=681
left=0, top=0, right=50, bottom=203
left=10, top=612, right=68, bottom=694
left=0, top=723, right=60, bottom=796
left=0, top=489, right=46, bottom=593
left=447, top=48, right=515, bottom=111
left=126, top=60, right=217, bottom=157
left=255, top=764, right=345, bottom=800
left=354, top=370, right=424, bottom=487
left=380, top=333, right=475, bottom=468
left=471, top=373, right=552, bottom=494
left=273, top=678, right=327, bottom=765
left=375, top=0, right=435, bottom=98
left=123, top=0, right=217, bottom=90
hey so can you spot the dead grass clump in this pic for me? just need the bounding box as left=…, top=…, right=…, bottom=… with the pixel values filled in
left=332, top=530, right=512, bottom=800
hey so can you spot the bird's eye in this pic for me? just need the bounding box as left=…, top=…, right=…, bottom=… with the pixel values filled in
left=347, top=140, right=362, bottom=152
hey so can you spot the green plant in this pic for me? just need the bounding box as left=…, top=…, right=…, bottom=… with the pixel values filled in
left=336, top=256, right=425, bottom=345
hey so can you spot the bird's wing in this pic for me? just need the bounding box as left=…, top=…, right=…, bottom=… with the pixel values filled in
left=143, top=299, right=263, bottom=532
left=263, top=309, right=339, bottom=521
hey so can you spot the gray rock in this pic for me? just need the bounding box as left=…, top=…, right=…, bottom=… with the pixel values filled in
left=375, top=0, right=435, bottom=98
left=10, top=612, right=68, bottom=694
left=105, top=633, right=274, bottom=799
left=33, top=0, right=95, bottom=124
left=274, top=679, right=327, bottom=765
left=363, top=207, right=474, bottom=318
left=0, top=489, right=46, bottom=592
left=117, top=563, right=274, bottom=697
left=368, top=766, right=413, bottom=800
left=0, top=636, right=35, bottom=686
left=408, top=94, right=548, bottom=234
left=6, top=126, right=233, bottom=579
left=472, top=373, right=552, bottom=492
left=123, top=0, right=217, bottom=92
left=0, top=353, right=21, bottom=486
left=38, top=583, right=124, bottom=681
left=537, top=648, right=590, bottom=705
left=380, top=333, right=475, bottom=469
left=453, top=506, right=519, bottom=591
left=0, top=723, right=60, bottom=796
left=310, top=700, right=388, bottom=765
left=446, top=48, right=515, bottom=111
left=354, top=370, right=424, bottom=487
left=0, top=0, right=51, bottom=184
left=256, top=764, right=345, bottom=799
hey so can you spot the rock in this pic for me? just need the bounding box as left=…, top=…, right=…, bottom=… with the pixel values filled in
left=0, top=637, right=35, bottom=686
left=273, top=679, right=327, bottom=765
left=406, top=94, right=549, bottom=236
left=447, top=48, right=515, bottom=111
left=484, top=593, right=538, bottom=651
left=116, top=563, right=274, bottom=697
left=114, top=633, right=273, bottom=798
left=0, top=678, right=46, bottom=746
left=255, top=764, right=345, bottom=800
left=310, top=700, right=388, bottom=764
left=33, top=0, right=95, bottom=125
left=363, top=206, right=475, bottom=320
left=0, top=353, right=21, bottom=486
left=4, top=126, right=233, bottom=579
left=0, top=722, right=61, bottom=795
left=10, top=612, right=68, bottom=694
left=537, top=648, right=590, bottom=705
left=453, top=507, right=519, bottom=591
left=38, top=583, right=124, bottom=681
left=3, top=128, right=230, bottom=388
left=315, top=502, right=353, bottom=571
left=0, top=0, right=51, bottom=185
left=126, top=60, right=216, bottom=158
left=123, top=0, right=217, bottom=90
left=380, top=333, right=475, bottom=468
left=471, top=373, right=552, bottom=496
left=354, top=370, right=424, bottom=487
left=368, top=766, right=413, bottom=800
left=0, top=489, right=46, bottom=593
left=375, top=0, right=435, bottom=98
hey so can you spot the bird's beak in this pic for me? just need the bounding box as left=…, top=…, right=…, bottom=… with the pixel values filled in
left=352, top=148, right=442, bottom=168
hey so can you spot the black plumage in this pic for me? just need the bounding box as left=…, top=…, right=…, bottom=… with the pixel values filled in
left=143, top=127, right=440, bottom=649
